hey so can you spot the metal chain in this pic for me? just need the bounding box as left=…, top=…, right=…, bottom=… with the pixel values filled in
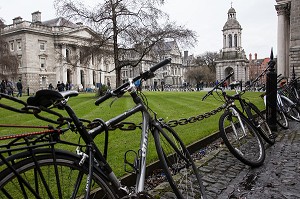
left=108, top=104, right=226, bottom=130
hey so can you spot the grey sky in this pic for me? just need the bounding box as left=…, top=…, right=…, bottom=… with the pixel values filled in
left=0, top=0, right=278, bottom=58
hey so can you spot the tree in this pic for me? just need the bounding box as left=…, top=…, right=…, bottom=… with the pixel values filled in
left=0, top=19, right=19, bottom=80
left=54, top=0, right=197, bottom=87
left=195, top=51, right=219, bottom=72
left=185, top=66, right=215, bottom=86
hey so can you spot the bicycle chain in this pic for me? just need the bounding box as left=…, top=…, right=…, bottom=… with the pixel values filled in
left=108, top=104, right=225, bottom=130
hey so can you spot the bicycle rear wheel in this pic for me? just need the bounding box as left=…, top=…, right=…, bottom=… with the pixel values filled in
left=248, top=102, right=275, bottom=145
left=0, top=149, right=118, bottom=199
left=153, top=123, right=207, bottom=199
left=219, top=108, right=265, bottom=167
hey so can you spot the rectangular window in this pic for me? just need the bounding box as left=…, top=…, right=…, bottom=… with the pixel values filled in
left=40, top=57, right=46, bottom=68
left=17, top=41, right=21, bottom=50
left=40, top=43, right=45, bottom=51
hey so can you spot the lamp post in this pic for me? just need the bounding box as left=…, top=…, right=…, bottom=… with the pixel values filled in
left=266, top=49, right=277, bottom=131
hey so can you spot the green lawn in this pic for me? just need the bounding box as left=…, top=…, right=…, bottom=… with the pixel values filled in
left=0, top=90, right=265, bottom=177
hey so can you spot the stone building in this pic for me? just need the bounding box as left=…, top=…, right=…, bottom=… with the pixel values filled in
left=1, top=11, right=115, bottom=93
left=275, top=0, right=300, bottom=78
left=215, top=6, right=249, bottom=83
left=121, top=40, right=184, bottom=90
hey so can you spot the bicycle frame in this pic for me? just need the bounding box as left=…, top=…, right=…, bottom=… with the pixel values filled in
left=69, top=80, right=162, bottom=195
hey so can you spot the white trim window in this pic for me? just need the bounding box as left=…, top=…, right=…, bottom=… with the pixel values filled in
left=40, top=57, right=46, bottom=69
left=39, top=40, right=46, bottom=51
left=17, top=40, right=22, bottom=50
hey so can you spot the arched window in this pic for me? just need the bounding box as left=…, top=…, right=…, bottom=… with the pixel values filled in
left=234, top=34, right=238, bottom=47
left=229, top=34, right=232, bottom=48
left=224, top=35, right=227, bottom=47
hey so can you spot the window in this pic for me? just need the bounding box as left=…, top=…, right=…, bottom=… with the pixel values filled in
left=66, top=48, right=71, bottom=62
left=17, top=40, right=22, bottom=50
left=40, top=57, right=46, bottom=68
left=40, top=43, right=45, bottom=51
left=234, top=34, right=238, bottom=47
left=39, top=40, right=46, bottom=51
left=229, top=34, right=232, bottom=48
left=9, top=41, right=14, bottom=51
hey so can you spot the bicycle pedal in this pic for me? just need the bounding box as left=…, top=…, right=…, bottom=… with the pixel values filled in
left=124, top=150, right=139, bottom=173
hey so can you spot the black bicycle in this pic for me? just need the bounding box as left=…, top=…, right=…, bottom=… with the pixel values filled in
left=0, top=58, right=207, bottom=199
left=203, top=72, right=270, bottom=167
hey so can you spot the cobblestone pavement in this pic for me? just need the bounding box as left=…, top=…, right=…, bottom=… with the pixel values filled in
left=195, top=121, right=300, bottom=199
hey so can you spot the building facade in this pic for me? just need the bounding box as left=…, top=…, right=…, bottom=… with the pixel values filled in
left=275, top=0, right=300, bottom=78
left=1, top=11, right=115, bottom=93
left=121, top=41, right=184, bottom=90
left=215, top=6, right=249, bottom=83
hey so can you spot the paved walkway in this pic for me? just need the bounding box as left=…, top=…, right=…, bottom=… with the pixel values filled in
left=196, top=121, right=300, bottom=199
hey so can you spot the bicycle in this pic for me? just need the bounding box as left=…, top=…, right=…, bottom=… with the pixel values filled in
left=202, top=72, right=267, bottom=167
left=0, top=58, right=207, bottom=199
left=260, top=74, right=300, bottom=129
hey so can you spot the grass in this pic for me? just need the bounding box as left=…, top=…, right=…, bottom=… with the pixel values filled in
left=0, top=90, right=265, bottom=177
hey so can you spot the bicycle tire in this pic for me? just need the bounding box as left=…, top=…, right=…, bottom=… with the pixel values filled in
left=153, top=123, right=207, bottom=199
left=276, top=109, right=289, bottom=129
left=248, top=102, right=275, bottom=145
left=280, top=95, right=300, bottom=122
left=0, top=149, right=118, bottom=199
left=219, top=107, right=265, bottom=167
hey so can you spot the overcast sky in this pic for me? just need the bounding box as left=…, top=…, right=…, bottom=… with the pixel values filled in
left=0, top=0, right=278, bottom=59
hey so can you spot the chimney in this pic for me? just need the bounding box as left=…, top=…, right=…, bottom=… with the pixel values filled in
left=254, top=53, right=257, bottom=61
left=249, top=53, right=252, bottom=62
left=32, top=11, right=41, bottom=23
left=13, top=16, right=23, bottom=24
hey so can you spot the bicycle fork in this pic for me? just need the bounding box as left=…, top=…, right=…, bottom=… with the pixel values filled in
left=229, top=107, right=247, bottom=139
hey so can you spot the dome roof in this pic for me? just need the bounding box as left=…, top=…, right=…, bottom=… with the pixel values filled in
left=223, top=6, right=241, bottom=30
left=228, top=7, right=236, bottom=14
left=223, top=19, right=241, bottom=30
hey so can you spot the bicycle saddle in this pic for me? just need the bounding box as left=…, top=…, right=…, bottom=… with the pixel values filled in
left=27, top=90, right=78, bottom=107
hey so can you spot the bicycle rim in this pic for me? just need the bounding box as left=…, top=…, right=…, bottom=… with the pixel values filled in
left=0, top=151, right=117, bottom=199
left=281, top=96, right=300, bottom=122
left=276, top=110, right=289, bottom=129
left=248, top=103, right=275, bottom=145
left=219, top=110, right=265, bottom=167
left=153, top=124, right=207, bottom=199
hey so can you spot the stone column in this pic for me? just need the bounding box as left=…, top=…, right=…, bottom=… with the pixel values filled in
left=61, top=44, right=67, bottom=84
left=275, top=3, right=290, bottom=77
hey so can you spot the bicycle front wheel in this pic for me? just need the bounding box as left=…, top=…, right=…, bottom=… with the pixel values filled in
left=277, top=109, right=289, bottom=129
left=248, top=102, right=275, bottom=145
left=0, top=149, right=118, bottom=199
left=219, top=108, right=265, bottom=167
left=153, top=123, right=207, bottom=199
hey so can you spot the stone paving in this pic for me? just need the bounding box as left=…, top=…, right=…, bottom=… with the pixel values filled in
left=195, top=121, right=300, bottom=199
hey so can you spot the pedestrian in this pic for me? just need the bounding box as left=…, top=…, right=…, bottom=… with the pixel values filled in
left=48, top=83, right=54, bottom=90
left=65, top=82, right=69, bottom=91
left=16, top=79, right=23, bottom=97
left=57, top=81, right=63, bottom=91
left=0, top=80, right=6, bottom=93
left=6, top=80, right=14, bottom=96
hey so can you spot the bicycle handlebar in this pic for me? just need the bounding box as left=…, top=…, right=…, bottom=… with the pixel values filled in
left=202, top=71, right=234, bottom=101
left=95, top=58, right=171, bottom=105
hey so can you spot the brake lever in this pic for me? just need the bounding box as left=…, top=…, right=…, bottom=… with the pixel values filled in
left=109, top=90, right=126, bottom=107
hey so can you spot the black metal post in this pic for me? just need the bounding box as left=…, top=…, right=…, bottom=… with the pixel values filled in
left=266, top=49, right=277, bottom=131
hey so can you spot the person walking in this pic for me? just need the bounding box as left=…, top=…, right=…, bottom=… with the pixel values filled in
left=16, top=79, right=23, bottom=97
left=6, top=80, right=14, bottom=96
left=0, top=80, right=6, bottom=93
left=48, top=83, right=54, bottom=90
